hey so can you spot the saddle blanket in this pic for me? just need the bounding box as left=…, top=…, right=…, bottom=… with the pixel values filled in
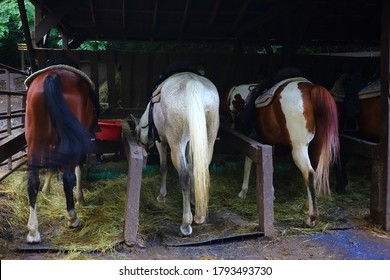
left=24, top=64, right=95, bottom=90
left=254, top=77, right=310, bottom=108
left=331, top=78, right=381, bottom=102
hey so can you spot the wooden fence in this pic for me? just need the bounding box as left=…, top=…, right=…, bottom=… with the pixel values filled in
left=0, top=63, right=28, bottom=180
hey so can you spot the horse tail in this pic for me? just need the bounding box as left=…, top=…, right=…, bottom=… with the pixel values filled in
left=43, top=73, right=93, bottom=165
left=311, top=85, right=340, bottom=196
left=186, top=79, right=210, bottom=220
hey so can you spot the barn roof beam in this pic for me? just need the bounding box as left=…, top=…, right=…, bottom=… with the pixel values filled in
left=179, top=0, right=192, bottom=37
left=32, top=1, right=75, bottom=46
left=151, top=0, right=159, bottom=40
left=208, top=0, right=222, bottom=27
left=88, top=0, right=97, bottom=28
left=233, top=0, right=251, bottom=30
left=122, top=0, right=126, bottom=31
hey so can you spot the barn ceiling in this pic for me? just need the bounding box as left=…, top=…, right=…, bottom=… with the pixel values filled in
left=27, top=0, right=382, bottom=49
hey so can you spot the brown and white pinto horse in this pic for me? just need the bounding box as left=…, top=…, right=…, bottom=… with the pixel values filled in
left=220, top=83, right=256, bottom=129
left=24, top=63, right=95, bottom=243
left=233, top=78, right=339, bottom=227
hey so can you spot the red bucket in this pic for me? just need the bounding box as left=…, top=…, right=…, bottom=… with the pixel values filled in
left=95, top=120, right=122, bottom=141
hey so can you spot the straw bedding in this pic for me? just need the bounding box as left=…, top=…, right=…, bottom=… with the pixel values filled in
left=0, top=152, right=373, bottom=253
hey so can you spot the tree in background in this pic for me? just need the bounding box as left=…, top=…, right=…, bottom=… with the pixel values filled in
left=0, top=1, right=109, bottom=69
left=0, top=0, right=34, bottom=69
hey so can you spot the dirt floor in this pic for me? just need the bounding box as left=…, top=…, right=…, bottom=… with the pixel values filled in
left=1, top=183, right=389, bottom=260
left=1, top=152, right=390, bottom=260
left=1, top=220, right=389, bottom=260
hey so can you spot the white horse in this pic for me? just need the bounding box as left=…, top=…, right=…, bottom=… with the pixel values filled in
left=131, top=72, right=220, bottom=236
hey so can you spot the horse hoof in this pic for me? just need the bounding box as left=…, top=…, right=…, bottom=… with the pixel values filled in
left=68, top=218, right=81, bottom=228
left=157, top=195, right=166, bottom=203
left=194, top=215, right=205, bottom=224
left=238, top=190, right=247, bottom=199
left=27, top=232, right=41, bottom=244
left=304, top=219, right=316, bottom=228
left=180, top=225, right=192, bottom=236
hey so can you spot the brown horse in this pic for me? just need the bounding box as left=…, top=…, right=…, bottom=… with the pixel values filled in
left=24, top=63, right=96, bottom=243
left=331, top=73, right=381, bottom=141
left=234, top=77, right=340, bottom=227
left=331, top=73, right=381, bottom=193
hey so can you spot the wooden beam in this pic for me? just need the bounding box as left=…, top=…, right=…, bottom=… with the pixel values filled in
left=121, top=120, right=146, bottom=246
left=33, top=2, right=74, bottom=44
left=339, top=134, right=380, bottom=160
left=373, top=0, right=390, bottom=231
left=208, top=0, right=222, bottom=27
left=180, top=0, right=192, bottom=35
left=122, top=0, right=126, bottom=30
left=68, top=35, right=86, bottom=49
left=17, top=0, right=37, bottom=72
left=233, top=0, right=251, bottom=30
left=0, top=129, right=26, bottom=164
left=218, top=124, right=274, bottom=237
left=88, top=0, right=97, bottom=28
left=151, top=0, right=159, bottom=38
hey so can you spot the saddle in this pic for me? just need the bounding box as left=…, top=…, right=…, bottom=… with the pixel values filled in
left=331, top=76, right=380, bottom=102
left=254, top=77, right=310, bottom=108
left=144, top=60, right=202, bottom=143
left=331, top=73, right=380, bottom=132
left=25, top=64, right=95, bottom=90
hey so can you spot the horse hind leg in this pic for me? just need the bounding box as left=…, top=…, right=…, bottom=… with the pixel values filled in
left=238, top=156, right=252, bottom=198
left=156, top=142, right=168, bottom=203
left=62, top=167, right=81, bottom=228
left=75, top=165, right=85, bottom=207
left=41, top=168, right=55, bottom=194
left=171, top=144, right=193, bottom=236
left=291, top=146, right=318, bottom=228
left=27, top=165, right=41, bottom=243
left=302, top=171, right=317, bottom=227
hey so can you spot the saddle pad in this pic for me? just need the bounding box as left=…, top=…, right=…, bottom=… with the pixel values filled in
left=150, top=72, right=196, bottom=103
left=357, top=79, right=381, bottom=99
left=24, top=64, right=95, bottom=90
left=255, top=77, right=310, bottom=108
left=331, top=79, right=381, bottom=102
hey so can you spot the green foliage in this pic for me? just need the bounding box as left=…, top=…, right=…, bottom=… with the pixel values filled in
left=0, top=0, right=34, bottom=42
left=0, top=0, right=34, bottom=68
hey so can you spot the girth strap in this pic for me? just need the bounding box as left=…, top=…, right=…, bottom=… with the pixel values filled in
left=148, top=101, right=161, bottom=143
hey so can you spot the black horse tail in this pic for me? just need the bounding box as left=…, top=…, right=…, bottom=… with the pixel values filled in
left=43, top=73, right=93, bottom=166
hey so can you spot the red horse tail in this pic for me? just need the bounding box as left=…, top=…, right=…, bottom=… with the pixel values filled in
left=311, top=85, right=340, bottom=196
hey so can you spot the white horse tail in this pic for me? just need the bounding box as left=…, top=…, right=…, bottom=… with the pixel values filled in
left=185, top=79, right=210, bottom=221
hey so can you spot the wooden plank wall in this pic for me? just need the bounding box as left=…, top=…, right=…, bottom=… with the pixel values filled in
left=33, top=48, right=379, bottom=117
left=33, top=48, right=283, bottom=113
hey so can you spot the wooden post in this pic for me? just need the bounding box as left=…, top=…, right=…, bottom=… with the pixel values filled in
left=121, top=120, right=146, bottom=246
left=374, top=0, right=390, bottom=230
left=255, top=145, right=274, bottom=237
